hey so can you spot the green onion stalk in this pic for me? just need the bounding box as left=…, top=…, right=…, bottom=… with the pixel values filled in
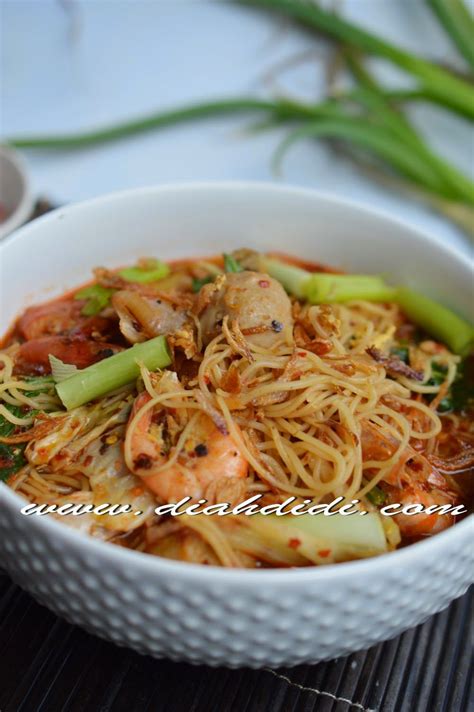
left=262, top=257, right=474, bottom=355
left=56, top=335, right=171, bottom=410
left=239, top=0, right=474, bottom=120
left=4, top=1, right=474, bottom=238
left=426, top=0, right=474, bottom=71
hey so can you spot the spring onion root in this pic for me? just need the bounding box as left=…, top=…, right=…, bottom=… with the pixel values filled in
left=56, top=336, right=171, bottom=410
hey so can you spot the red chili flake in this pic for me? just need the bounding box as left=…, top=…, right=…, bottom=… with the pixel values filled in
left=258, top=280, right=270, bottom=288
left=298, top=351, right=306, bottom=357
left=318, top=549, right=331, bottom=558
left=288, top=538, right=301, bottom=549
left=203, top=375, right=211, bottom=385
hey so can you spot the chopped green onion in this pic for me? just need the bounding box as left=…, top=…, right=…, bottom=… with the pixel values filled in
left=74, top=284, right=116, bottom=316
left=192, top=275, right=214, bottom=293
left=55, top=336, right=171, bottom=410
left=223, top=254, right=244, bottom=273
left=0, top=404, right=27, bottom=481
left=397, top=287, right=474, bottom=355
left=119, top=259, right=170, bottom=284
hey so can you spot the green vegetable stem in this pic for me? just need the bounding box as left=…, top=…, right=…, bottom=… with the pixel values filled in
left=55, top=335, right=172, bottom=410
left=263, top=257, right=474, bottom=354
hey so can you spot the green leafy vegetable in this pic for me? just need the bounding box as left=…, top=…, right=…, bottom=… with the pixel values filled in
left=451, top=359, right=474, bottom=411
left=192, top=275, right=215, bottom=293
left=119, top=259, right=170, bottom=284
left=223, top=254, right=244, bottom=273
left=0, top=377, right=62, bottom=481
left=426, top=361, right=453, bottom=413
left=56, top=335, right=172, bottom=410
left=74, top=284, right=116, bottom=316
left=0, top=404, right=27, bottom=481
left=390, top=346, right=409, bottom=363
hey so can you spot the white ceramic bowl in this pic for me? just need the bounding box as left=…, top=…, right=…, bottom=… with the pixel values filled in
left=0, top=183, right=472, bottom=668
left=0, top=146, right=33, bottom=241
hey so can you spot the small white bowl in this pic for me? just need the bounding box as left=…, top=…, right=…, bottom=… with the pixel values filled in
left=0, top=183, right=472, bottom=667
left=0, top=146, right=33, bottom=241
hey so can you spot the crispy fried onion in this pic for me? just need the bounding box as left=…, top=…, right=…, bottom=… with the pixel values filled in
left=222, top=317, right=254, bottom=362
left=366, top=346, right=424, bottom=381
left=0, top=413, right=66, bottom=444
left=195, top=392, right=228, bottom=435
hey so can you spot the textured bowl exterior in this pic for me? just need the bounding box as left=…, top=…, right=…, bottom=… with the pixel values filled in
left=1, top=184, right=473, bottom=667
left=1, top=488, right=472, bottom=667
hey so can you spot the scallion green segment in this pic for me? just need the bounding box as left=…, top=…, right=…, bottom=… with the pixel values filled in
left=263, top=258, right=396, bottom=302
left=74, top=284, right=115, bottom=316
left=303, top=274, right=397, bottom=303
left=426, top=0, right=474, bottom=71
left=264, top=257, right=473, bottom=354
left=262, top=258, right=309, bottom=298
left=55, top=336, right=171, bottom=410
left=119, top=259, right=170, bottom=284
left=397, top=287, right=474, bottom=355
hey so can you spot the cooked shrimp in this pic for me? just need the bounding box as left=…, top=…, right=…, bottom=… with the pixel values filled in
left=15, top=335, right=121, bottom=375
left=384, top=483, right=456, bottom=537
left=126, top=392, right=248, bottom=503
left=18, top=298, right=113, bottom=341
left=361, top=421, right=459, bottom=537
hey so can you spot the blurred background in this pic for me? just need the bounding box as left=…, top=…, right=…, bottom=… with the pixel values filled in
left=1, top=0, right=473, bottom=254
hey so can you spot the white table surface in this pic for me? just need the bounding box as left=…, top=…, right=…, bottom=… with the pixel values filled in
left=2, top=0, right=473, bottom=258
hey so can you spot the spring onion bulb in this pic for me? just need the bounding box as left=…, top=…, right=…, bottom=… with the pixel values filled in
left=56, top=336, right=171, bottom=410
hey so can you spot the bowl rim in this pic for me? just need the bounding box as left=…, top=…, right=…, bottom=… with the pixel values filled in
left=2, top=484, right=472, bottom=582
left=1, top=180, right=473, bottom=583
left=1, top=180, right=472, bottom=264
left=0, top=146, right=33, bottom=241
